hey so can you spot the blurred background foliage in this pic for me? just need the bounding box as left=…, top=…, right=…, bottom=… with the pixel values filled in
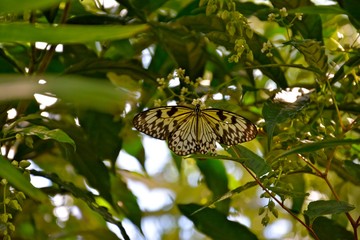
left=0, top=0, right=359, bottom=239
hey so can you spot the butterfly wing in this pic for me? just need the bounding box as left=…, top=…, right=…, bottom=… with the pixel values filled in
left=196, top=113, right=219, bottom=154
left=201, top=109, right=257, bottom=146
left=167, top=110, right=198, bottom=155
left=133, top=105, right=257, bottom=156
left=133, top=106, right=193, bottom=140
left=167, top=110, right=218, bottom=155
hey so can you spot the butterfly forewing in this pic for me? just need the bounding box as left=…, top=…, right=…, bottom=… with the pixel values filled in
left=133, top=106, right=193, bottom=140
left=201, top=109, right=258, bottom=146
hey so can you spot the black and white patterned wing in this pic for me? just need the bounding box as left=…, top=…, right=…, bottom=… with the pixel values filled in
left=201, top=109, right=257, bottom=146
left=167, top=111, right=198, bottom=155
left=196, top=114, right=219, bottom=154
left=167, top=111, right=218, bottom=156
left=133, top=106, right=193, bottom=140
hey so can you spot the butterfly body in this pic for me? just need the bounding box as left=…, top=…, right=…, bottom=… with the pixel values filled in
left=133, top=103, right=257, bottom=156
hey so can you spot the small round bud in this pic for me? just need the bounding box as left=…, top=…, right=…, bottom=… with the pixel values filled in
left=19, top=160, right=31, bottom=169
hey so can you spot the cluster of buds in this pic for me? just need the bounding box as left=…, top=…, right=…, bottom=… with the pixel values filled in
left=154, top=68, right=203, bottom=106
left=268, top=7, right=303, bottom=23
left=0, top=160, right=29, bottom=239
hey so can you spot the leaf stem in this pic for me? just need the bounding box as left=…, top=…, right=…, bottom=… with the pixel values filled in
left=240, top=162, right=320, bottom=240
left=231, top=147, right=320, bottom=239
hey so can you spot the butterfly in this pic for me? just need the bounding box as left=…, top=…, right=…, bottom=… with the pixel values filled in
left=133, top=100, right=257, bottom=156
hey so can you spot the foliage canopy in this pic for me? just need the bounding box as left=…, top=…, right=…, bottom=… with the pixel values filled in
left=0, top=0, right=360, bottom=239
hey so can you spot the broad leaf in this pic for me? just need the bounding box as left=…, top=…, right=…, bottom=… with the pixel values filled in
left=343, top=160, right=360, bottom=184
left=272, top=0, right=324, bottom=41
left=19, top=125, right=75, bottom=149
left=304, top=200, right=355, bottom=224
left=197, top=159, right=230, bottom=214
left=271, top=138, right=360, bottom=161
left=230, top=145, right=271, bottom=177
left=262, top=97, right=309, bottom=150
left=0, top=75, right=133, bottom=114
left=0, top=23, right=149, bottom=44
left=0, top=0, right=62, bottom=13
left=57, top=124, right=113, bottom=205
left=228, top=145, right=271, bottom=177
left=312, top=216, right=354, bottom=240
left=191, top=181, right=258, bottom=215
left=110, top=174, right=142, bottom=229
left=331, top=54, right=360, bottom=84
left=284, top=39, right=328, bottom=77
left=178, top=203, right=258, bottom=240
left=78, top=111, right=123, bottom=169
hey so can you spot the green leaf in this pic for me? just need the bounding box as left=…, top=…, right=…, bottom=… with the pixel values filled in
left=230, top=145, right=271, bottom=177
left=78, top=111, right=123, bottom=169
left=337, top=0, right=360, bottom=29
left=177, top=15, right=288, bottom=86
left=54, top=123, right=113, bottom=205
left=0, top=75, right=134, bottom=114
left=312, top=216, right=354, bottom=240
left=343, top=160, right=360, bottom=183
left=281, top=174, right=306, bottom=214
left=191, top=181, right=258, bottom=216
left=0, top=0, right=63, bottom=13
left=178, top=203, right=258, bottom=240
left=0, top=156, right=48, bottom=203
left=196, top=159, right=230, bottom=214
left=262, top=97, right=309, bottom=150
left=271, top=138, right=360, bottom=161
left=267, top=186, right=308, bottom=201
left=110, top=174, right=142, bottom=229
left=121, top=130, right=146, bottom=169
left=30, top=170, right=126, bottom=239
left=263, top=101, right=294, bottom=141
left=284, top=39, right=328, bottom=76
left=304, top=200, right=355, bottom=224
left=156, top=25, right=207, bottom=79
left=20, top=125, right=75, bottom=149
left=288, top=5, right=347, bottom=15
left=247, top=32, right=288, bottom=88
left=272, top=0, right=323, bottom=41
left=331, top=55, right=360, bottom=84
left=0, top=23, right=149, bottom=43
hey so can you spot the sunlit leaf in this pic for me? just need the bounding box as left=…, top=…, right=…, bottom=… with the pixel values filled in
left=20, top=125, right=75, bottom=149
left=0, top=23, right=149, bottom=44
left=0, top=75, right=134, bottom=114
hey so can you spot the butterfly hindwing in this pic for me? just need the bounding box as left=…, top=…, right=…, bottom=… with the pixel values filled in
left=197, top=113, right=218, bottom=154
left=167, top=111, right=198, bottom=155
